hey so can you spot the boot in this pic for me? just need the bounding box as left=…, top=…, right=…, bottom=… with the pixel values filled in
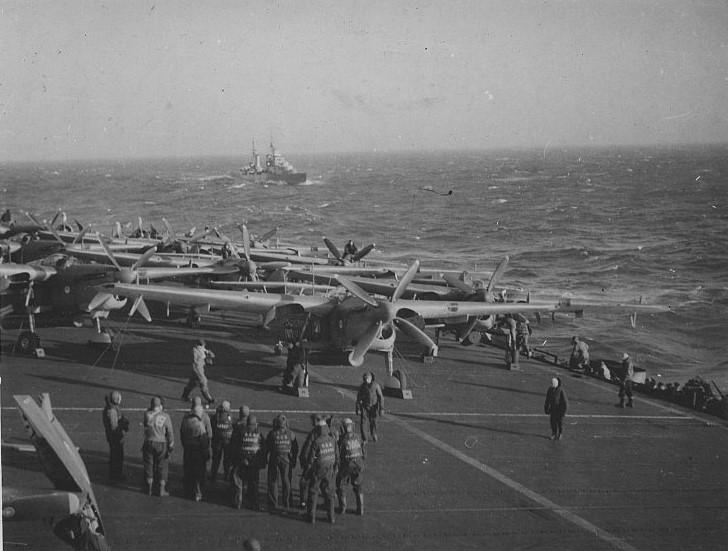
left=627, top=398, right=634, bottom=408
left=145, top=478, right=154, bottom=496
left=356, top=492, right=364, bottom=516
left=158, top=480, right=169, bottom=497
left=336, top=489, right=346, bottom=514
left=327, top=497, right=335, bottom=524
left=618, top=397, right=625, bottom=408
left=308, top=497, right=317, bottom=524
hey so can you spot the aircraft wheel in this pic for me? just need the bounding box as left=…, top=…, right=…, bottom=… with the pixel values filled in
left=17, top=331, right=40, bottom=354
left=461, top=331, right=482, bottom=346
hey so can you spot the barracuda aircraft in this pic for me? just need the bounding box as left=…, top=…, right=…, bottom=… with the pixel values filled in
left=0, top=245, right=221, bottom=354
left=110, top=260, right=602, bottom=371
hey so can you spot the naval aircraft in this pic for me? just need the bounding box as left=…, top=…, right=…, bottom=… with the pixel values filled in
left=109, top=260, right=600, bottom=371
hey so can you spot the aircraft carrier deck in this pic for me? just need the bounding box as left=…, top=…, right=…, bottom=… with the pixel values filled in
left=3, top=318, right=728, bottom=550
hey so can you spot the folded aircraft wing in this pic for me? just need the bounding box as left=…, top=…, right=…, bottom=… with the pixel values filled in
left=395, top=299, right=572, bottom=320
left=395, top=297, right=670, bottom=321
left=13, top=394, right=104, bottom=533
left=112, top=282, right=336, bottom=316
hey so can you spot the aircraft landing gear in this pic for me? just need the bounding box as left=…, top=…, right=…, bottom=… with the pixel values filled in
left=17, top=330, right=41, bottom=355
left=16, top=309, right=45, bottom=357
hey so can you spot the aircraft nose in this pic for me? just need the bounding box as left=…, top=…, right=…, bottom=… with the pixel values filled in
left=116, top=268, right=136, bottom=284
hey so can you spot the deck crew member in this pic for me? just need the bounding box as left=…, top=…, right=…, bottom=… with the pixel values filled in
left=180, top=404, right=211, bottom=501
left=516, top=317, right=533, bottom=358
left=356, top=372, right=384, bottom=442
left=544, top=377, right=569, bottom=440
left=210, top=400, right=234, bottom=482
left=102, top=390, right=129, bottom=482
left=181, top=339, right=215, bottom=406
left=265, top=414, right=299, bottom=511
left=336, top=418, right=366, bottom=516
left=232, top=416, right=266, bottom=510
left=619, top=352, right=635, bottom=408
left=302, top=416, right=339, bottom=524
left=342, top=239, right=358, bottom=261
left=142, top=396, right=174, bottom=496
left=569, top=336, right=590, bottom=370
left=298, top=414, right=318, bottom=510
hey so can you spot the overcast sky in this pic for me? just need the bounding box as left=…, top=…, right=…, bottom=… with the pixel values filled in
left=1, top=0, right=727, bottom=161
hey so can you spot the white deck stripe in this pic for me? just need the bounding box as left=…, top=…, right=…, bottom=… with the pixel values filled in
left=311, top=372, right=641, bottom=551
left=0, top=406, right=692, bottom=420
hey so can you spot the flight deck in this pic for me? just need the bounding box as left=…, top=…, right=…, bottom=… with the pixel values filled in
left=2, top=320, right=727, bottom=551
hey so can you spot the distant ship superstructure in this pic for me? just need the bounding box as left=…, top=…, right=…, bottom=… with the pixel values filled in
left=241, top=140, right=306, bottom=185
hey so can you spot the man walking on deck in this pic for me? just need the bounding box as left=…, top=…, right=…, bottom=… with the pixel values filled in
left=181, top=339, right=215, bottom=406
left=544, top=377, right=568, bottom=440
left=356, top=372, right=384, bottom=442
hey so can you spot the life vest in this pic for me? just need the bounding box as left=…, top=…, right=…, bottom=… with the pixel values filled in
left=212, top=411, right=234, bottom=442
left=272, top=429, right=292, bottom=456
left=241, top=430, right=261, bottom=460
left=313, top=435, right=336, bottom=468
left=342, top=434, right=363, bottom=461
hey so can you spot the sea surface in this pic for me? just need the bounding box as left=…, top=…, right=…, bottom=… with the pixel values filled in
left=2, top=145, right=728, bottom=388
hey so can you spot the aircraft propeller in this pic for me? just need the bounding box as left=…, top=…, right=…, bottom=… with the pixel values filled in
left=455, top=256, right=510, bottom=344
left=323, top=237, right=376, bottom=264
left=336, top=259, right=438, bottom=366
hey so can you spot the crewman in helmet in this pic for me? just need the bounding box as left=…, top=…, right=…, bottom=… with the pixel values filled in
left=336, top=418, right=366, bottom=516
left=265, top=414, right=299, bottom=511
left=180, top=403, right=211, bottom=501
left=142, top=395, right=174, bottom=496
left=301, top=415, right=339, bottom=523
left=210, top=400, right=234, bottom=482
left=232, top=416, right=266, bottom=510
left=356, top=372, right=384, bottom=442
left=342, top=239, right=359, bottom=261
left=102, top=390, right=129, bottom=482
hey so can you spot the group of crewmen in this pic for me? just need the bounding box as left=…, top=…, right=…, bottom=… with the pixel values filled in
left=101, top=368, right=385, bottom=526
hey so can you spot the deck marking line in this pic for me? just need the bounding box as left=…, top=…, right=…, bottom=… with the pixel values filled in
left=388, top=413, right=640, bottom=551
left=0, top=406, right=692, bottom=421
left=311, top=370, right=640, bottom=551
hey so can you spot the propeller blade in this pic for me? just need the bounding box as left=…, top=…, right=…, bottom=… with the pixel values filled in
left=130, top=295, right=152, bottom=322
left=323, top=237, right=342, bottom=261
left=352, top=243, right=376, bottom=262
left=25, top=212, right=44, bottom=227
left=98, top=238, right=122, bottom=271
left=348, top=321, right=382, bottom=367
left=259, top=226, right=278, bottom=243
left=131, top=246, right=158, bottom=271
left=72, top=225, right=90, bottom=244
left=442, top=272, right=474, bottom=294
left=87, top=292, right=111, bottom=311
left=44, top=223, right=65, bottom=245
left=188, top=226, right=216, bottom=243
left=394, top=317, right=439, bottom=356
left=486, top=256, right=510, bottom=294
left=391, top=260, right=420, bottom=303
left=161, top=218, right=176, bottom=240
left=336, top=275, right=379, bottom=307
left=50, top=210, right=62, bottom=228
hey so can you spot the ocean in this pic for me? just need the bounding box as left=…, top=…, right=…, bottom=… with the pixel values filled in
left=2, top=145, right=727, bottom=388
